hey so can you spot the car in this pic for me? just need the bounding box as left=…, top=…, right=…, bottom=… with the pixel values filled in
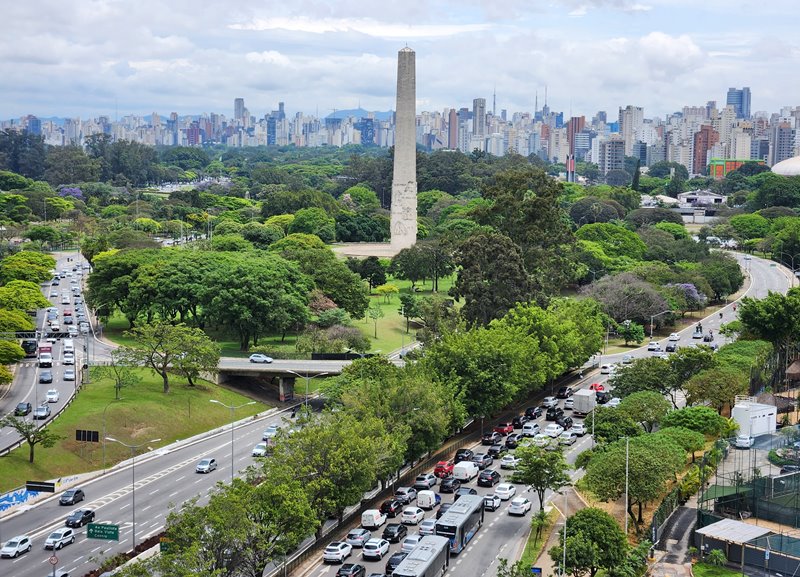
left=477, top=469, right=501, bottom=487
left=556, top=386, right=573, bottom=399
left=454, top=448, right=474, bottom=464
left=196, top=458, right=217, bottom=473
left=589, top=383, right=605, bottom=391
left=472, top=453, right=493, bottom=469
left=346, top=528, right=372, bottom=548
left=439, top=477, right=461, bottom=493
left=252, top=442, right=269, bottom=457
left=385, top=551, right=408, bottom=575
left=606, top=398, right=622, bottom=408
left=541, top=396, right=558, bottom=408
left=487, top=443, right=507, bottom=458
left=525, top=406, right=543, bottom=419
left=493, top=422, right=514, bottom=435
left=382, top=523, right=407, bottom=543
left=453, top=487, right=478, bottom=501
left=559, top=431, right=578, bottom=445
left=555, top=416, right=574, bottom=430
left=564, top=398, right=574, bottom=410
left=394, top=487, right=417, bottom=504
left=59, top=488, right=85, bottom=505
left=481, top=431, right=502, bottom=445
left=693, top=328, right=704, bottom=339
left=571, top=423, right=587, bottom=436
left=33, top=405, right=51, bottom=420
left=546, top=407, right=564, bottom=421
left=668, top=332, right=680, bottom=341
left=65, top=508, right=94, bottom=527
left=435, top=504, right=452, bottom=520
left=434, top=460, right=454, bottom=478
left=401, top=534, right=422, bottom=554
left=63, top=315, right=73, bottom=325
left=15, top=402, right=32, bottom=416
left=511, top=415, right=528, bottom=428
left=46, top=389, right=60, bottom=403
left=44, top=528, right=74, bottom=550
left=323, top=541, right=353, bottom=563
left=419, top=518, right=437, bottom=535
left=505, top=433, right=521, bottom=449
left=413, top=473, right=437, bottom=490
left=735, top=435, right=754, bottom=449
left=522, top=422, right=541, bottom=437
left=622, top=355, right=634, bottom=364
left=484, top=494, right=502, bottom=511
left=68, top=326, right=79, bottom=337
left=508, top=497, right=532, bottom=516
left=665, top=342, right=679, bottom=353
left=781, top=465, right=800, bottom=474
left=363, top=538, right=390, bottom=560
left=63, top=368, right=76, bottom=381
left=533, top=433, right=552, bottom=447
left=79, top=323, right=90, bottom=335
left=0, top=535, right=32, bottom=558
left=500, top=454, right=521, bottom=469
left=248, top=353, right=273, bottom=363
left=647, top=341, right=662, bottom=351
left=49, top=289, right=58, bottom=297
left=600, top=364, right=612, bottom=374
left=544, top=424, right=565, bottom=438
left=380, top=499, right=403, bottom=518
left=262, top=424, right=280, bottom=440
left=39, top=370, right=54, bottom=383
left=596, top=391, right=611, bottom=404
left=495, top=483, right=517, bottom=501
left=49, top=322, right=62, bottom=332
left=401, top=506, right=425, bottom=525
left=63, top=353, right=75, bottom=365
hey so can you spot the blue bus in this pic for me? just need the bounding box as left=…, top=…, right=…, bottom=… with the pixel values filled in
left=434, top=494, right=484, bottom=554
left=392, top=535, right=450, bottom=577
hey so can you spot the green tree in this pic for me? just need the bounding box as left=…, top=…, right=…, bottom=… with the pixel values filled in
left=685, top=367, right=748, bottom=413
left=0, top=251, right=56, bottom=284
left=0, top=340, right=25, bottom=364
left=617, top=391, right=671, bottom=432
left=348, top=256, right=387, bottom=289
left=609, top=357, right=670, bottom=398
left=211, top=234, right=253, bottom=252
left=0, top=308, right=35, bottom=332
left=389, top=245, right=429, bottom=291
left=549, top=507, right=629, bottom=577
left=398, top=293, right=420, bottom=333
left=513, top=445, right=571, bottom=510
left=99, top=350, right=138, bottom=400
left=660, top=406, right=727, bottom=436
left=24, top=225, right=60, bottom=244
left=618, top=321, right=645, bottom=345
left=0, top=415, right=64, bottom=463
left=375, top=283, right=399, bottom=303
left=367, top=301, right=384, bottom=338
left=738, top=288, right=800, bottom=349
left=592, top=406, right=643, bottom=445
left=655, top=427, right=705, bottom=461
left=582, top=273, right=669, bottom=326
left=0, top=280, right=51, bottom=311
left=699, top=252, right=744, bottom=301
left=287, top=207, right=336, bottom=242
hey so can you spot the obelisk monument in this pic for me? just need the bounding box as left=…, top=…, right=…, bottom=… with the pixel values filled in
left=390, top=47, right=418, bottom=251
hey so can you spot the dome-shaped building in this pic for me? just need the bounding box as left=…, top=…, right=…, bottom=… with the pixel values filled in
left=772, top=156, right=800, bottom=176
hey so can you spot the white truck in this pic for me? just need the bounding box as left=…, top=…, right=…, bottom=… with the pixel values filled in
left=572, top=389, right=596, bottom=417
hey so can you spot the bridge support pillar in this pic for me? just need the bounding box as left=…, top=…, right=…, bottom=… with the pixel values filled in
left=278, top=377, right=295, bottom=402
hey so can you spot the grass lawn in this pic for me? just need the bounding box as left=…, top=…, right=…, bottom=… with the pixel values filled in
left=0, top=369, right=266, bottom=494
left=519, top=508, right=559, bottom=569
left=692, top=563, right=741, bottom=577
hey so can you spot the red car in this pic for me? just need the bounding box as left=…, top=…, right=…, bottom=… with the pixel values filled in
left=493, top=422, right=514, bottom=436
left=589, top=383, right=605, bottom=392
left=434, top=460, right=454, bottom=478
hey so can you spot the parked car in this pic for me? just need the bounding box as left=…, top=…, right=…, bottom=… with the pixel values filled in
left=65, top=508, right=94, bottom=527
left=385, top=551, right=408, bottom=575
left=413, top=473, right=437, bottom=490
left=453, top=487, right=478, bottom=501
left=525, top=406, right=543, bottom=419
left=477, top=469, right=501, bottom=487
left=33, top=405, right=51, bottom=420
left=495, top=483, right=517, bottom=501
left=481, top=431, right=502, bottom=445
left=0, top=535, right=32, bottom=558
left=419, top=518, right=438, bottom=534
left=454, top=448, right=474, bottom=464
left=472, top=453, right=493, bottom=469
left=533, top=433, right=551, bottom=447
left=394, top=487, right=417, bottom=504
left=46, top=389, right=60, bottom=403
left=493, top=422, right=513, bottom=435
left=195, top=458, right=217, bottom=473
left=433, top=460, right=454, bottom=478
left=439, top=477, right=461, bottom=493
left=522, top=422, right=541, bottom=437
left=487, top=444, right=507, bottom=458
left=401, top=507, right=425, bottom=525
left=500, top=455, right=521, bottom=469
left=735, top=435, right=754, bottom=449
left=380, top=499, right=403, bottom=518
left=508, top=497, right=532, bottom=516
left=346, top=528, right=372, bottom=548
left=336, top=564, right=366, bottom=577
left=44, top=528, right=74, bottom=550
left=382, top=523, right=407, bottom=543
left=511, top=415, right=528, bottom=428
left=781, top=465, right=800, bottom=474
left=248, top=353, right=273, bottom=363
left=484, top=494, right=502, bottom=511
left=556, top=386, right=573, bottom=399
left=589, top=383, right=605, bottom=391
left=362, top=538, right=389, bottom=560
left=59, top=488, right=85, bottom=506
left=541, top=396, right=558, bottom=408
left=323, top=541, right=353, bottom=563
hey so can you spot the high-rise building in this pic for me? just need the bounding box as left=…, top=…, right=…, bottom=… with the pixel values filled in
left=447, top=108, right=457, bottom=149
left=770, top=122, right=795, bottom=166
left=234, top=98, right=245, bottom=124
left=692, top=124, right=720, bottom=175
left=599, top=137, right=625, bottom=176
left=473, top=98, right=486, bottom=138
left=726, top=87, right=751, bottom=119
left=618, top=105, right=644, bottom=156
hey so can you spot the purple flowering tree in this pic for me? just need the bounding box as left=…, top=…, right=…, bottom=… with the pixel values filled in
left=664, top=283, right=707, bottom=315
left=58, top=187, right=84, bottom=200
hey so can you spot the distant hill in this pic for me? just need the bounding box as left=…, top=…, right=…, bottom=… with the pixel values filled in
left=326, top=108, right=393, bottom=121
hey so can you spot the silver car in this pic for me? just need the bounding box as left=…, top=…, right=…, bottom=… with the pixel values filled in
left=195, top=458, right=217, bottom=473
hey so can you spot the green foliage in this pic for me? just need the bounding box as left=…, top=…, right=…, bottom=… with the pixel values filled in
left=549, top=507, right=629, bottom=577
left=592, top=406, right=643, bottom=445
left=576, top=222, right=647, bottom=260
left=654, top=221, right=689, bottom=239
left=582, top=272, right=669, bottom=326
left=661, top=406, right=727, bottom=436
left=706, top=549, right=727, bottom=567
left=738, top=288, right=800, bottom=346
left=513, top=445, right=571, bottom=510
left=618, top=321, right=645, bottom=345
left=0, top=280, right=51, bottom=311
left=0, top=340, right=25, bottom=364
left=617, top=391, right=671, bottom=432
left=656, top=427, right=706, bottom=460
left=569, top=196, right=625, bottom=225
left=0, top=415, right=64, bottom=463
left=288, top=207, right=336, bottom=243
left=0, top=250, right=56, bottom=284
left=685, top=367, right=748, bottom=413
left=625, top=207, right=684, bottom=228
left=0, top=308, right=35, bottom=332
left=729, top=213, right=770, bottom=239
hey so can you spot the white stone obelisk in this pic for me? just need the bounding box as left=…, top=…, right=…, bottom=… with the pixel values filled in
left=390, top=47, right=418, bottom=251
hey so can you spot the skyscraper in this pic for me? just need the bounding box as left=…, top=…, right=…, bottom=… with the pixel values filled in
left=726, top=87, right=751, bottom=119
left=234, top=98, right=245, bottom=124
left=692, top=124, right=720, bottom=175
left=448, top=108, right=458, bottom=149
left=473, top=98, right=486, bottom=138
left=618, top=105, right=644, bottom=156
left=390, top=47, right=418, bottom=251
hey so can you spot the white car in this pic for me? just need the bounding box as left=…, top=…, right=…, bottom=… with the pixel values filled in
left=418, top=518, right=437, bottom=536
left=735, top=435, right=754, bottom=449
left=541, top=396, right=558, bottom=408
left=600, top=364, right=612, bottom=374
left=401, top=534, right=422, bottom=554
left=533, top=433, right=551, bottom=447
left=500, top=455, right=520, bottom=469
left=64, top=368, right=76, bottom=381
left=248, top=353, right=273, bottom=364
left=559, top=431, right=578, bottom=445
left=571, top=423, right=587, bottom=436
left=46, top=389, right=60, bottom=403
left=63, top=353, right=75, bottom=365
left=262, top=425, right=279, bottom=440
left=401, top=506, right=425, bottom=525
left=668, top=332, right=680, bottom=341
left=607, top=398, right=622, bottom=408
left=362, top=538, right=390, bottom=560
left=647, top=341, right=662, bottom=352
left=564, top=398, right=574, bottom=410
left=508, top=497, right=532, bottom=516
left=252, top=442, right=269, bottom=457
left=0, top=535, right=32, bottom=558
left=323, top=541, right=352, bottom=563
left=495, top=483, right=516, bottom=500
left=544, top=424, right=564, bottom=438
left=44, top=528, right=74, bottom=550
left=621, top=355, right=634, bottom=364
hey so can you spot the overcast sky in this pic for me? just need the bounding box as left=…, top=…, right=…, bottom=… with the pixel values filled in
left=2, top=0, right=797, bottom=122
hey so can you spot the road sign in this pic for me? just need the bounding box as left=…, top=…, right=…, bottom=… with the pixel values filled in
left=26, top=480, right=56, bottom=493
left=75, top=430, right=100, bottom=442
left=531, top=568, right=542, bottom=575
left=160, top=537, right=173, bottom=553
left=49, top=555, right=59, bottom=565
left=87, top=523, right=120, bottom=541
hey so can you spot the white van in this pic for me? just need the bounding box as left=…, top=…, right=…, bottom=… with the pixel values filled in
left=522, top=422, right=540, bottom=437
left=361, top=509, right=387, bottom=529
left=63, top=339, right=75, bottom=354
left=417, top=490, right=441, bottom=510
left=452, top=461, right=479, bottom=482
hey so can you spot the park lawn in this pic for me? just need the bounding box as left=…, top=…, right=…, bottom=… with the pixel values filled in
left=0, top=368, right=266, bottom=494
left=692, top=563, right=741, bottom=577
left=520, top=507, right=559, bottom=569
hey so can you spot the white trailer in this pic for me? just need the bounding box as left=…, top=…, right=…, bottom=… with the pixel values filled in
left=572, top=389, right=596, bottom=417
left=732, top=399, right=776, bottom=437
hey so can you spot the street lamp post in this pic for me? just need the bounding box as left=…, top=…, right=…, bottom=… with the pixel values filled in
left=105, top=436, right=161, bottom=550
left=102, top=398, right=123, bottom=473
left=284, top=370, right=329, bottom=407
left=775, top=252, right=800, bottom=288
left=649, top=310, right=672, bottom=340
left=210, top=399, right=257, bottom=483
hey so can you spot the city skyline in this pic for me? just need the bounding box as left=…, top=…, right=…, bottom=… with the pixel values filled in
left=2, top=0, right=798, bottom=120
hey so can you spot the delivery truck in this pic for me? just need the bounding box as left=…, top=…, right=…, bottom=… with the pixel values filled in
left=572, top=389, right=596, bottom=417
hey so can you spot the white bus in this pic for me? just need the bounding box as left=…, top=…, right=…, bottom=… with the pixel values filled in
left=392, top=535, right=450, bottom=577
left=434, top=494, right=484, bottom=554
